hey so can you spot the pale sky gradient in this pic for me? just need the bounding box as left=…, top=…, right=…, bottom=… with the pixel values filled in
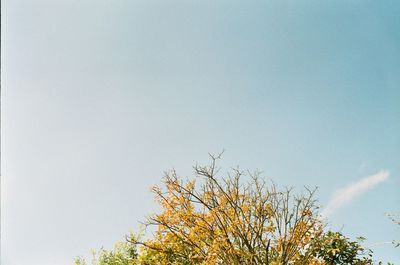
left=2, top=0, right=400, bottom=264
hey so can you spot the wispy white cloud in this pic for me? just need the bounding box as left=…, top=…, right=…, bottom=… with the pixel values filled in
left=322, top=170, right=389, bottom=217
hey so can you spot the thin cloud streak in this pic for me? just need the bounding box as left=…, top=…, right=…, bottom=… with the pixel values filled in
left=322, top=170, right=389, bottom=217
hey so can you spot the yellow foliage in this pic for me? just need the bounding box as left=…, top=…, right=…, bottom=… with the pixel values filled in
left=135, top=155, right=323, bottom=265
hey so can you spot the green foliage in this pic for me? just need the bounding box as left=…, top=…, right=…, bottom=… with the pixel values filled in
left=74, top=240, right=138, bottom=265
left=307, top=231, right=373, bottom=265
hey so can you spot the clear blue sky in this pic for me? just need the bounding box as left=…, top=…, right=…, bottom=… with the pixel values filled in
left=2, top=0, right=399, bottom=264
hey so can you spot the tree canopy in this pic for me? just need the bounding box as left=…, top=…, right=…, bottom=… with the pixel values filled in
left=75, top=155, right=381, bottom=265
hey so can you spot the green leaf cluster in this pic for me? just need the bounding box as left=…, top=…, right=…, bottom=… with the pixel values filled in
left=306, top=231, right=373, bottom=265
left=74, top=241, right=138, bottom=265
